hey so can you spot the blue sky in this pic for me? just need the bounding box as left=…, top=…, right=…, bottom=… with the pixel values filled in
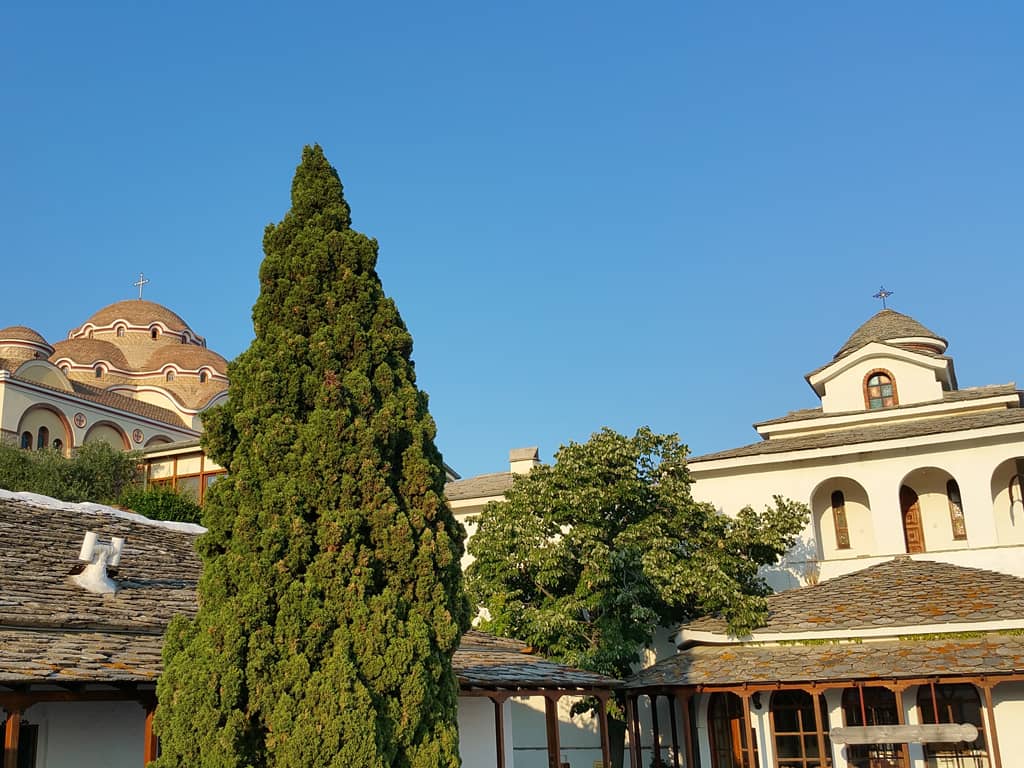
left=3, top=2, right=1023, bottom=478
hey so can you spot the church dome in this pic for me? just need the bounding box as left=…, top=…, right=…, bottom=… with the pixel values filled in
left=145, top=344, right=228, bottom=374
left=50, top=338, right=131, bottom=370
left=835, top=309, right=947, bottom=359
left=0, top=325, right=52, bottom=349
left=81, top=300, right=194, bottom=334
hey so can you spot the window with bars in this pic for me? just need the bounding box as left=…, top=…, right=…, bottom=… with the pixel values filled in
left=917, top=684, right=990, bottom=768
left=770, top=691, right=832, bottom=768
left=841, top=687, right=904, bottom=768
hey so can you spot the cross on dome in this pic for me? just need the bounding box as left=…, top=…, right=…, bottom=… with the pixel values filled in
left=873, top=285, right=894, bottom=309
left=133, top=272, right=150, bottom=300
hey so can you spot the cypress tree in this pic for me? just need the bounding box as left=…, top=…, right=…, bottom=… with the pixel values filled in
left=154, top=145, right=469, bottom=768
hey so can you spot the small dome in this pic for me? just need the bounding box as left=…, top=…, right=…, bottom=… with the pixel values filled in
left=0, top=325, right=51, bottom=348
left=834, top=309, right=947, bottom=359
left=50, top=338, right=131, bottom=370
left=145, top=344, right=228, bottom=374
left=82, top=300, right=194, bottom=333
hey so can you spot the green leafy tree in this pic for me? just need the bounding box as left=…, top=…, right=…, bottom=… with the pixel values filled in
left=154, top=145, right=469, bottom=768
left=0, top=440, right=138, bottom=504
left=119, top=485, right=203, bottom=524
left=465, top=427, right=807, bottom=761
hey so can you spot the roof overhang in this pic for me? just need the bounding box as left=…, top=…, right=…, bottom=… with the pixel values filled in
left=805, top=342, right=954, bottom=397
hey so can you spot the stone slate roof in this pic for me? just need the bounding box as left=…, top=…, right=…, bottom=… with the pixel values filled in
left=0, top=326, right=51, bottom=348
left=754, top=384, right=1021, bottom=428
left=834, top=309, right=946, bottom=359
left=623, top=633, right=1024, bottom=689
left=144, top=344, right=229, bottom=374
left=0, top=492, right=615, bottom=691
left=685, top=557, right=1024, bottom=635
left=446, top=472, right=515, bottom=501
left=690, top=407, right=1024, bottom=463
left=50, top=338, right=132, bottom=370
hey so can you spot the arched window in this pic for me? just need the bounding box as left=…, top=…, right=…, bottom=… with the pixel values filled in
left=947, top=479, right=967, bottom=540
left=770, top=690, right=833, bottom=767
left=831, top=490, right=851, bottom=549
left=20, top=431, right=32, bottom=450
left=165, top=370, right=175, bottom=382
left=116, top=326, right=125, bottom=337
left=60, top=365, right=70, bottom=376
left=36, top=427, right=49, bottom=451
left=199, top=370, right=208, bottom=383
left=917, top=684, right=990, bottom=767
left=841, top=687, right=904, bottom=768
left=151, top=327, right=159, bottom=339
left=94, top=365, right=104, bottom=378
left=181, top=334, right=189, bottom=344
left=708, top=692, right=758, bottom=768
left=865, top=372, right=897, bottom=409
left=52, top=438, right=63, bottom=453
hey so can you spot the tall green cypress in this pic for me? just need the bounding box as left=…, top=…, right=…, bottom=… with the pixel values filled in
left=154, top=145, right=469, bottom=768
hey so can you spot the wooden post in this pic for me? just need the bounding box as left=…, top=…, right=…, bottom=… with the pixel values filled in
left=3, top=708, right=22, bottom=768
left=625, top=695, right=640, bottom=768
left=544, top=695, right=562, bottom=768
left=678, top=693, right=696, bottom=768
left=490, top=696, right=507, bottom=768
left=143, top=703, right=159, bottom=764
left=596, top=694, right=613, bottom=768
left=892, top=685, right=910, bottom=768
left=650, top=694, right=662, bottom=767
left=667, top=694, right=681, bottom=768
left=741, top=692, right=755, bottom=768
left=981, top=683, right=1003, bottom=768
left=810, top=690, right=829, bottom=768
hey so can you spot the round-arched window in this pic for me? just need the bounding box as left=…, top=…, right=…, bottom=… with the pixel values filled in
left=866, top=372, right=896, bottom=409
left=165, top=370, right=175, bottom=382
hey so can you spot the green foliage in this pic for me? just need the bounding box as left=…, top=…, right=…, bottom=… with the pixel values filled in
left=119, top=485, right=203, bottom=524
left=0, top=440, right=139, bottom=504
left=466, top=426, right=808, bottom=686
left=154, top=145, right=469, bottom=767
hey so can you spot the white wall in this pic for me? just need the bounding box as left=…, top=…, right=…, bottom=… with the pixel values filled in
left=24, top=701, right=144, bottom=768
left=820, top=352, right=944, bottom=413
left=458, top=696, right=513, bottom=768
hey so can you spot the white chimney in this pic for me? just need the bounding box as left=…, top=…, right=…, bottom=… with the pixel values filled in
left=72, top=531, right=125, bottom=594
left=509, top=446, right=540, bottom=475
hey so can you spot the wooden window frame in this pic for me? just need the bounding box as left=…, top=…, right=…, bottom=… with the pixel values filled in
left=917, top=683, right=991, bottom=767
left=863, top=369, right=899, bottom=410
left=769, top=690, right=832, bottom=768
left=830, top=490, right=851, bottom=550
left=708, top=692, right=757, bottom=768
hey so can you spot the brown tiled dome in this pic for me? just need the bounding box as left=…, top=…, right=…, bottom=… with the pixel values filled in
left=834, top=309, right=947, bottom=359
left=0, top=326, right=52, bottom=348
left=50, top=338, right=131, bottom=370
left=145, top=345, right=228, bottom=374
left=82, top=300, right=193, bottom=332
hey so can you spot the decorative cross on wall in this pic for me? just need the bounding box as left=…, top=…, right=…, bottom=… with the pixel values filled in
left=873, top=286, right=893, bottom=309
left=133, top=272, right=150, bottom=300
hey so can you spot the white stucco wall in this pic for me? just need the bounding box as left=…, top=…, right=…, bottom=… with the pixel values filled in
left=21, top=701, right=144, bottom=768
left=458, top=696, right=513, bottom=768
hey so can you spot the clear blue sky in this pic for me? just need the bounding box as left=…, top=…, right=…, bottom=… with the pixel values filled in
left=3, top=2, right=1022, bottom=478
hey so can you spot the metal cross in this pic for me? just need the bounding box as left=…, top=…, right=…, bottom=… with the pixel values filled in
left=133, top=272, right=150, bottom=300
left=873, top=286, right=893, bottom=309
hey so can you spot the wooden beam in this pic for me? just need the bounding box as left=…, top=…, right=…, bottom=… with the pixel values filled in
left=143, top=702, right=158, bottom=765
left=544, top=695, right=562, bottom=768
left=741, top=691, right=755, bottom=768
left=3, top=708, right=21, bottom=768
left=625, top=695, right=640, bottom=768
left=650, top=694, right=662, bottom=767
left=677, top=693, right=695, bottom=768
left=811, top=691, right=828, bottom=767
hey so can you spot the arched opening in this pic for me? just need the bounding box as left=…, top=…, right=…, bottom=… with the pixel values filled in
left=900, top=467, right=969, bottom=553
left=990, top=457, right=1024, bottom=544
left=708, top=692, right=757, bottom=768
left=83, top=422, right=130, bottom=450
left=165, top=370, right=175, bottom=382
left=810, top=478, right=873, bottom=559
left=115, top=325, right=126, bottom=337
left=150, top=327, right=160, bottom=340
left=917, top=683, right=990, bottom=767
left=841, top=687, right=904, bottom=767
left=94, top=365, right=104, bottom=378
left=36, top=426, right=49, bottom=451
left=52, top=438, right=63, bottom=453
left=864, top=369, right=898, bottom=409
left=20, top=431, right=32, bottom=450
left=199, top=369, right=208, bottom=383
left=17, top=406, right=72, bottom=457
left=770, top=690, right=832, bottom=767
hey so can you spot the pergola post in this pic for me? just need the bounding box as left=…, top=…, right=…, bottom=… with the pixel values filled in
left=625, top=695, right=641, bottom=768
left=650, top=694, right=662, bottom=766
left=596, top=693, right=613, bottom=768
left=3, top=708, right=22, bottom=768
left=488, top=695, right=508, bottom=768
left=667, top=694, right=680, bottom=768
left=889, top=683, right=911, bottom=768
left=981, top=681, right=1003, bottom=768
left=677, top=693, right=695, bottom=768
left=142, top=700, right=158, bottom=764
left=544, top=694, right=563, bottom=768
left=740, top=691, right=755, bottom=768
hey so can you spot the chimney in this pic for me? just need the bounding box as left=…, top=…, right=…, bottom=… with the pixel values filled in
left=72, top=531, right=125, bottom=594
left=509, top=446, right=540, bottom=475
